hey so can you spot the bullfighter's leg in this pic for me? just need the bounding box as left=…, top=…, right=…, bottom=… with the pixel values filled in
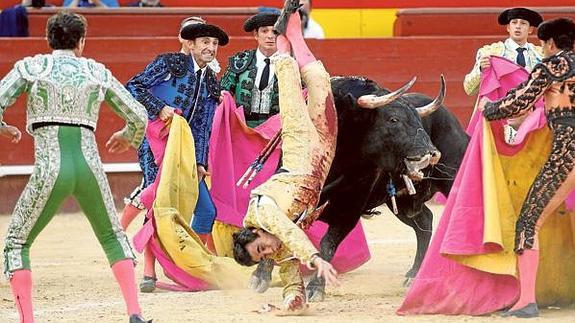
left=72, top=127, right=143, bottom=318
left=121, top=179, right=145, bottom=230
left=4, top=126, right=70, bottom=323
left=273, top=54, right=317, bottom=173
left=506, top=123, right=575, bottom=315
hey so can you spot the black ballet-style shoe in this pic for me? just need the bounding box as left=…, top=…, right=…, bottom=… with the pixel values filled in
left=273, top=0, right=303, bottom=36
left=129, top=314, right=153, bottom=323
left=501, top=303, right=539, bottom=318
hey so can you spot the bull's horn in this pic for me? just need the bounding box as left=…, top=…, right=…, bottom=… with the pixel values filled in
left=357, top=77, right=417, bottom=109
left=416, top=74, right=446, bottom=117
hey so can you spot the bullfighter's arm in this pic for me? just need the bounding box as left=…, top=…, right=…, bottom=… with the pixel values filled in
left=278, top=259, right=306, bottom=303
left=105, top=74, right=148, bottom=148
left=247, top=198, right=319, bottom=265
left=463, top=48, right=484, bottom=96
left=125, top=54, right=170, bottom=120
left=483, top=64, right=551, bottom=121
left=0, top=66, right=28, bottom=124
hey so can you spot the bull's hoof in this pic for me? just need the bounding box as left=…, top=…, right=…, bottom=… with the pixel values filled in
left=248, top=273, right=271, bottom=293
left=306, top=286, right=326, bottom=302
left=402, top=277, right=414, bottom=287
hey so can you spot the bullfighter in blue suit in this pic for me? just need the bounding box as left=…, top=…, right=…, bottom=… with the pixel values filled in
left=125, top=22, right=228, bottom=292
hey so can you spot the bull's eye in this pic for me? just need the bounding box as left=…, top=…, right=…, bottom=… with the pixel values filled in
left=389, top=117, right=399, bottom=123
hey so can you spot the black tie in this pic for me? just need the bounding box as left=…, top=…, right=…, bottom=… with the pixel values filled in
left=259, top=58, right=270, bottom=91
left=193, top=69, right=203, bottom=100
left=516, top=48, right=526, bottom=67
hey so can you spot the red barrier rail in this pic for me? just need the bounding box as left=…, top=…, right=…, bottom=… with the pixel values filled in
left=395, top=7, right=575, bottom=36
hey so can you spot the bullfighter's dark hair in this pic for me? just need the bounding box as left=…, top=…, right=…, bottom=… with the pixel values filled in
left=46, top=11, right=87, bottom=50
left=232, top=228, right=259, bottom=266
left=537, top=18, right=575, bottom=51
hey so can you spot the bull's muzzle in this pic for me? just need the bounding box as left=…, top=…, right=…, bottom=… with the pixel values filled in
left=404, top=149, right=440, bottom=181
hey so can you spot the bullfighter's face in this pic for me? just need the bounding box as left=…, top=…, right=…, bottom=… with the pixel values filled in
left=189, top=36, right=219, bottom=68
left=507, top=18, right=534, bottom=45
left=254, top=26, right=277, bottom=56
left=245, top=229, right=282, bottom=262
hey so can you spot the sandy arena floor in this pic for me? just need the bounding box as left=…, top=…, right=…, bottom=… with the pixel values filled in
left=1, top=204, right=574, bottom=322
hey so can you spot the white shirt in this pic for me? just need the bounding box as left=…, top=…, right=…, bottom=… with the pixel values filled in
left=254, top=49, right=276, bottom=87
left=504, top=38, right=540, bottom=70
left=304, top=17, right=325, bottom=39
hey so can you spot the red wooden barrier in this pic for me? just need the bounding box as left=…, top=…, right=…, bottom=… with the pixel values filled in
left=395, top=7, right=575, bottom=36
left=25, top=7, right=258, bottom=37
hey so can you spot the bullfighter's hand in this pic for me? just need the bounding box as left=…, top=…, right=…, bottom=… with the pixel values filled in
left=312, top=256, right=339, bottom=287
left=0, top=124, right=22, bottom=143
left=197, top=165, right=210, bottom=180
left=281, top=294, right=308, bottom=314
left=477, top=97, right=490, bottom=112
left=106, top=131, right=131, bottom=154
left=479, top=56, right=491, bottom=71
left=159, top=106, right=175, bottom=122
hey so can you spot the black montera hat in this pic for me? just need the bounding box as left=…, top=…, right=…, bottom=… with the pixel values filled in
left=180, top=23, right=229, bottom=46
left=498, top=8, right=543, bottom=27
left=537, top=18, right=575, bottom=41
left=243, top=12, right=280, bottom=32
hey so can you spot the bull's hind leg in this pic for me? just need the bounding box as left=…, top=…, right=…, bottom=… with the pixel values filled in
left=306, top=219, right=357, bottom=302
left=394, top=205, right=433, bottom=286
left=249, top=259, right=274, bottom=293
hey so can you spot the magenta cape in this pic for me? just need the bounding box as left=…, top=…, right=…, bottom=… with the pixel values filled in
left=208, top=92, right=371, bottom=273
left=398, top=56, right=575, bottom=315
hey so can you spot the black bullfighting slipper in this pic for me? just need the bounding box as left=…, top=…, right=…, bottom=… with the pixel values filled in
left=273, top=0, right=303, bottom=36
left=139, top=276, right=157, bottom=293
left=501, top=303, right=539, bottom=318
left=129, top=314, right=152, bottom=323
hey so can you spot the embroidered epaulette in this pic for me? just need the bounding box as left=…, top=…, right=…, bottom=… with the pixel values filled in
left=15, top=54, right=52, bottom=81
left=227, top=49, right=255, bottom=74
left=539, top=51, right=575, bottom=81
left=533, top=45, right=544, bottom=57
left=160, top=53, right=189, bottom=78
left=84, top=58, right=111, bottom=87
left=479, top=41, right=505, bottom=56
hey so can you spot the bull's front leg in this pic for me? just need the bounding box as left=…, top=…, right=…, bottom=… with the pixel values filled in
left=249, top=258, right=274, bottom=293
left=306, top=221, right=355, bottom=302
left=394, top=204, right=433, bottom=286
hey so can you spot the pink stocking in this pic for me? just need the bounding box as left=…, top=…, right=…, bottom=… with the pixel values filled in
left=511, top=249, right=539, bottom=311
left=111, top=259, right=142, bottom=316
left=143, top=244, right=156, bottom=278
left=285, top=12, right=316, bottom=68
left=10, top=270, right=34, bottom=323
left=120, top=204, right=141, bottom=231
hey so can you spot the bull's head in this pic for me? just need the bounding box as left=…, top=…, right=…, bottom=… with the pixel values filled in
left=351, top=75, right=446, bottom=181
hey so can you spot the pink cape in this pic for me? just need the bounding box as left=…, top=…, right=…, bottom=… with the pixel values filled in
left=209, top=92, right=370, bottom=273
left=398, top=56, right=547, bottom=315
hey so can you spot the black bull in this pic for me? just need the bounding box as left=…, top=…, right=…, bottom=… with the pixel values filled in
left=251, top=76, right=470, bottom=301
